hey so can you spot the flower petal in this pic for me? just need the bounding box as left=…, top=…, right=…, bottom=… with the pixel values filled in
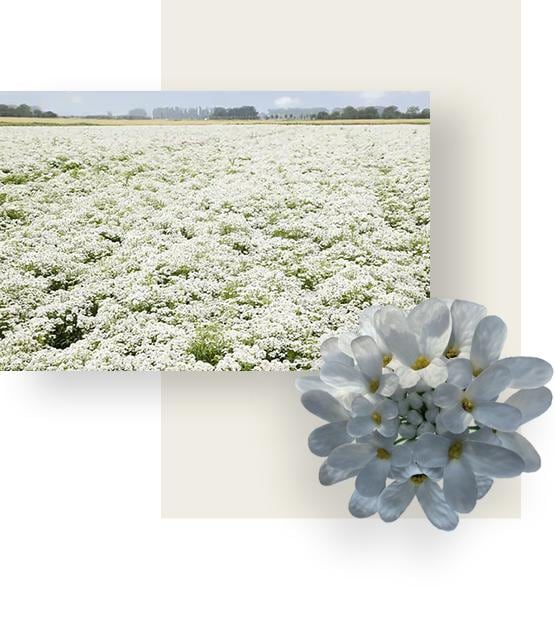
left=408, top=298, right=452, bottom=359
left=439, top=406, right=472, bottom=434
left=419, top=358, right=448, bottom=388
left=449, top=300, right=487, bottom=353
left=320, top=362, right=366, bottom=391
left=296, top=376, right=332, bottom=393
left=300, top=390, right=349, bottom=422
left=349, top=490, right=379, bottom=518
left=378, top=398, right=398, bottom=419
left=355, top=458, right=390, bottom=497
left=351, top=395, right=373, bottom=417
left=359, top=305, right=389, bottom=353
left=378, top=480, right=416, bottom=522
left=499, top=356, right=553, bottom=389
left=378, top=417, right=400, bottom=438
left=447, top=358, right=473, bottom=389
left=433, top=383, right=462, bottom=408
left=470, top=315, right=507, bottom=372
left=308, top=421, right=351, bottom=457
left=504, top=387, right=552, bottom=424
left=412, top=433, right=450, bottom=468
left=496, top=431, right=541, bottom=472
left=374, top=306, right=420, bottom=367
left=320, top=337, right=354, bottom=366
left=466, top=363, right=512, bottom=401
left=416, top=479, right=459, bottom=531
left=468, top=427, right=499, bottom=445
left=472, top=402, right=522, bottom=432
left=396, top=366, right=420, bottom=389
left=378, top=372, right=399, bottom=397
left=351, top=336, right=382, bottom=381
left=391, top=442, right=413, bottom=467
left=337, top=331, right=357, bottom=356
left=319, top=462, right=359, bottom=486
left=327, top=443, right=373, bottom=471
left=464, top=440, right=525, bottom=478
left=346, top=416, right=375, bottom=438
left=475, top=475, right=494, bottom=499
left=443, top=458, right=477, bottom=513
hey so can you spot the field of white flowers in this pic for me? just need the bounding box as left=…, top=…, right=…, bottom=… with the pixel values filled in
left=0, top=124, right=429, bottom=370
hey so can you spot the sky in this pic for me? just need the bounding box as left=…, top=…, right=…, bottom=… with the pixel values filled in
left=0, top=91, right=430, bottom=116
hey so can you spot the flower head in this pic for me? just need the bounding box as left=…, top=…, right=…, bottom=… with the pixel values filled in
left=299, top=298, right=552, bottom=530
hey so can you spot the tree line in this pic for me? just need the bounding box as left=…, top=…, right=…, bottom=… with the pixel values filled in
left=0, top=103, right=58, bottom=118
left=0, top=102, right=430, bottom=121
left=313, top=105, right=429, bottom=120
left=210, top=106, right=259, bottom=120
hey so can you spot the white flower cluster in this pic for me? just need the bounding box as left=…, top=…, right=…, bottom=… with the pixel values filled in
left=0, top=125, right=429, bottom=370
left=297, top=299, right=552, bottom=530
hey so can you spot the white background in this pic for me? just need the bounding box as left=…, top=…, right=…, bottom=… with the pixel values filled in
left=0, top=1, right=553, bottom=618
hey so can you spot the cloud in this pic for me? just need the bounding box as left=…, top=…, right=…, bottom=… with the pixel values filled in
left=273, top=96, right=301, bottom=108
left=359, top=91, right=385, bottom=103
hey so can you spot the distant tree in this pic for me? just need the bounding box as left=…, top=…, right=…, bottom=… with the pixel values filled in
left=341, top=106, right=358, bottom=119
left=405, top=106, right=421, bottom=118
left=382, top=105, right=400, bottom=119
left=15, top=104, right=33, bottom=117
left=0, top=103, right=57, bottom=118
left=420, top=108, right=430, bottom=119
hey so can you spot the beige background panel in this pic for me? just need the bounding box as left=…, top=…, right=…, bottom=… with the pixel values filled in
left=162, top=372, right=520, bottom=518
left=161, top=0, right=521, bottom=517
left=162, top=0, right=521, bottom=352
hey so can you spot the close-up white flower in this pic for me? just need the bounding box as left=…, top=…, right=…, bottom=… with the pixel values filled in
left=298, top=297, right=552, bottom=530
left=374, top=298, right=451, bottom=388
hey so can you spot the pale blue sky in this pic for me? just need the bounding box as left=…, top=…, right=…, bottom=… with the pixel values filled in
left=1, top=91, right=430, bottom=116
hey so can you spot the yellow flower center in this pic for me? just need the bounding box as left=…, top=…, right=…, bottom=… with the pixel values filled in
left=461, top=398, right=474, bottom=413
left=448, top=441, right=463, bottom=459
left=371, top=411, right=382, bottom=425
left=472, top=367, right=483, bottom=377
left=382, top=354, right=393, bottom=367
left=368, top=379, right=380, bottom=393
left=445, top=346, right=460, bottom=359
left=410, top=474, right=428, bottom=485
left=376, top=447, right=390, bottom=460
left=411, top=355, right=430, bottom=370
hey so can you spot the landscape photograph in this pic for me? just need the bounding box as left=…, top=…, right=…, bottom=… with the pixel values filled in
left=0, top=91, right=430, bottom=370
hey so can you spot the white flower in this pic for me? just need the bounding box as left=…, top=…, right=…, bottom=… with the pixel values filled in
left=299, top=297, right=552, bottom=530
left=377, top=465, right=459, bottom=531
left=319, top=335, right=399, bottom=400
left=326, top=433, right=412, bottom=498
left=347, top=396, right=399, bottom=438
left=444, top=299, right=487, bottom=360
left=413, top=432, right=525, bottom=513
left=468, top=315, right=507, bottom=376
left=301, top=390, right=352, bottom=457
left=433, top=363, right=522, bottom=433
left=374, top=298, right=451, bottom=388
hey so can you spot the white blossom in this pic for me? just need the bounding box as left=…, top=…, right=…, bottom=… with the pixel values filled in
left=299, top=297, right=552, bottom=530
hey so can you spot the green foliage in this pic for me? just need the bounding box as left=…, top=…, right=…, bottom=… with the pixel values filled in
left=43, top=310, right=83, bottom=350
left=188, top=325, right=229, bottom=366
left=1, top=172, right=32, bottom=185
left=1, top=205, right=26, bottom=221
left=271, top=228, right=305, bottom=240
